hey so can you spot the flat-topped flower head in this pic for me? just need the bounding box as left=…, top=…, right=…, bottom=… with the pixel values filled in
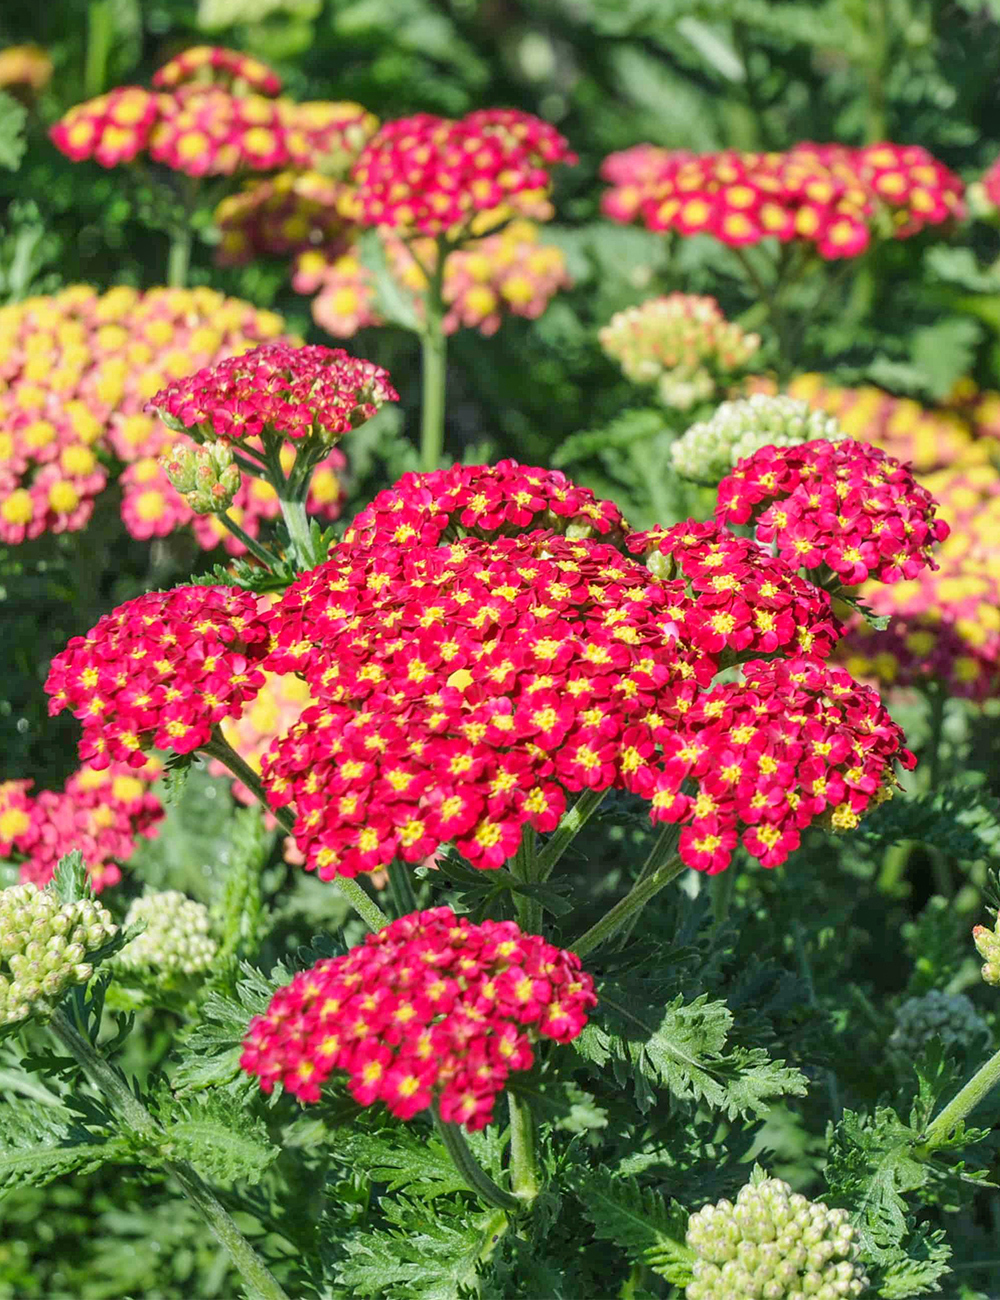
left=241, top=907, right=596, bottom=1128
left=50, top=87, right=160, bottom=167
left=0, top=881, right=118, bottom=1027
left=45, top=586, right=270, bottom=769
left=599, top=294, right=760, bottom=410
left=347, top=110, right=576, bottom=238
left=716, top=439, right=950, bottom=587
left=650, top=656, right=914, bottom=874
left=151, top=46, right=282, bottom=95
left=686, top=1176, right=869, bottom=1299
left=672, top=393, right=844, bottom=484
left=260, top=530, right=725, bottom=879
left=344, top=460, right=628, bottom=549
left=627, top=519, right=844, bottom=662
left=148, top=341, right=398, bottom=446
left=214, top=170, right=352, bottom=266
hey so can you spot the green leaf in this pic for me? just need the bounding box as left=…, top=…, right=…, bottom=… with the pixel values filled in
left=357, top=230, right=424, bottom=334
left=858, top=785, right=1000, bottom=863
left=553, top=408, right=668, bottom=468
left=0, top=1099, right=128, bottom=1199
left=159, top=1092, right=278, bottom=1186
left=337, top=1129, right=469, bottom=1200
left=52, top=851, right=92, bottom=905
left=171, top=961, right=282, bottom=1093
left=910, top=317, right=983, bottom=401
left=0, top=91, right=27, bottom=172
left=875, top=1224, right=952, bottom=1298
left=569, top=1167, right=694, bottom=1284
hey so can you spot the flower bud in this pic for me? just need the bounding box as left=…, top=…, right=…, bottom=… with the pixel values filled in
left=973, top=916, right=1000, bottom=986
left=685, top=1177, right=869, bottom=1299
left=160, top=441, right=241, bottom=515
left=116, top=890, right=217, bottom=979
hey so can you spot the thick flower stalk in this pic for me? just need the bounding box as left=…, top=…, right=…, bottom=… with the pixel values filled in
left=889, top=990, right=989, bottom=1058
left=0, top=882, right=117, bottom=1027
left=685, top=1177, right=869, bottom=1299
left=0, top=760, right=163, bottom=893
left=599, top=294, right=761, bottom=411
left=116, top=891, right=218, bottom=978
left=45, top=586, right=270, bottom=767
left=0, top=284, right=293, bottom=549
left=671, top=393, right=844, bottom=484
left=343, top=459, right=628, bottom=548
left=601, top=142, right=964, bottom=257
left=716, top=439, right=950, bottom=586
left=241, top=907, right=596, bottom=1130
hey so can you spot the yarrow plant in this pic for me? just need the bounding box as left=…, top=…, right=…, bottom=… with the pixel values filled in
left=116, top=891, right=218, bottom=979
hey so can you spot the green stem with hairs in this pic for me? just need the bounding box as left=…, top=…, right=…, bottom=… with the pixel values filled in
left=574, top=845, right=686, bottom=959
left=217, top=513, right=276, bottom=571
left=433, top=1109, right=521, bottom=1213
left=419, top=239, right=449, bottom=472
left=50, top=1010, right=291, bottom=1300
left=919, top=1044, right=1000, bottom=1150
left=202, top=733, right=389, bottom=933
left=506, top=1091, right=540, bottom=1206
left=535, top=789, right=608, bottom=884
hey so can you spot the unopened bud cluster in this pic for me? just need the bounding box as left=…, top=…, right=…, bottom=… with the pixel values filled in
left=890, top=989, right=989, bottom=1057
left=973, top=915, right=1000, bottom=986
left=685, top=1177, right=869, bottom=1300
left=117, top=890, right=217, bottom=977
left=599, top=294, right=760, bottom=411
left=672, top=394, right=845, bottom=483
left=160, top=442, right=241, bottom=515
left=0, top=882, right=117, bottom=1025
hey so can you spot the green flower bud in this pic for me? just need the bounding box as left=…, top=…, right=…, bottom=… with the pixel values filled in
left=889, top=989, right=989, bottom=1058
left=160, top=442, right=241, bottom=515
left=973, top=916, right=1000, bottom=986
left=685, top=1177, right=870, bottom=1300
left=0, top=881, right=116, bottom=1026
left=116, top=891, right=217, bottom=979
left=671, top=394, right=846, bottom=485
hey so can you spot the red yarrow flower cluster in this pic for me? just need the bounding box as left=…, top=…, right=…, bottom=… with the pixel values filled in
left=652, top=656, right=914, bottom=871
left=601, top=142, right=964, bottom=258
left=0, top=759, right=163, bottom=893
left=149, top=341, right=398, bottom=446
left=214, top=170, right=352, bottom=266
left=45, top=587, right=270, bottom=768
left=626, top=520, right=844, bottom=661
left=344, top=459, right=627, bottom=549
left=716, top=439, right=949, bottom=586
left=240, top=907, right=596, bottom=1128
left=347, top=110, right=576, bottom=237
left=151, top=45, right=282, bottom=95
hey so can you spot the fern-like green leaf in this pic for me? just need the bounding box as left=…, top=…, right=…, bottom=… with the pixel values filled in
left=552, top=408, right=668, bottom=468
left=159, top=1091, right=278, bottom=1186
left=0, top=1099, right=128, bottom=1199
left=569, top=1168, right=694, bottom=1284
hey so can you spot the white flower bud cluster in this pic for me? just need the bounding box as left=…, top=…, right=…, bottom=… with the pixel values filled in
left=889, top=990, right=989, bottom=1058
left=671, top=394, right=845, bottom=484
left=685, top=1177, right=869, bottom=1300
left=0, top=882, right=117, bottom=1026
left=117, top=890, right=217, bottom=977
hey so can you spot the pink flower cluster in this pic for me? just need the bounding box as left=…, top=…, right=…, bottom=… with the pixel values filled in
left=347, top=110, right=576, bottom=237
left=50, top=45, right=377, bottom=177
left=240, top=907, right=596, bottom=1128
left=149, top=341, right=398, bottom=446
left=343, top=459, right=627, bottom=548
left=0, top=759, right=163, bottom=893
left=716, top=440, right=949, bottom=586
left=0, top=284, right=290, bottom=546
left=601, top=142, right=964, bottom=258
left=45, top=587, right=270, bottom=768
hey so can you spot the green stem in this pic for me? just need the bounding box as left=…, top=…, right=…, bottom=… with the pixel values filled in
left=202, top=733, right=388, bottom=933
left=506, top=1091, right=540, bottom=1206
left=616, top=820, right=682, bottom=947
left=276, top=493, right=319, bottom=570
left=574, top=847, right=686, bottom=959
left=920, top=1043, right=1000, bottom=1149
left=84, top=0, right=114, bottom=97
left=433, top=1110, right=521, bottom=1213
left=535, top=789, right=608, bottom=883
left=218, top=513, right=276, bottom=571
left=387, top=858, right=419, bottom=917
left=509, top=828, right=541, bottom=933
left=925, top=684, right=947, bottom=793
left=50, top=1011, right=291, bottom=1300
left=419, top=240, right=448, bottom=472
left=167, top=225, right=193, bottom=289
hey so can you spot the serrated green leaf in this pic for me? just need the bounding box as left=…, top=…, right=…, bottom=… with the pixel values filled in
left=553, top=409, right=668, bottom=468
left=358, top=229, right=424, bottom=333
left=0, top=91, right=27, bottom=172
left=52, top=851, right=92, bottom=905
left=569, top=1168, right=694, bottom=1284
left=338, top=1130, right=469, bottom=1199
left=159, top=1092, right=278, bottom=1186
left=0, top=1099, right=128, bottom=1199
left=910, top=317, right=983, bottom=401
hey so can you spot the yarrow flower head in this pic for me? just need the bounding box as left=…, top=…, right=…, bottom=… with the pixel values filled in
left=214, top=170, right=353, bottom=266
left=672, top=394, right=844, bottom=484
left=0, top=881, right=117, bottom=1027
left=599, top=295, right=761, bottom=411
left=889, top=990, right=989, bottom=1059
left=0, top=760, right=163, bottom=893
left=149, top=341, right=398, bottom=447
left=0, top=45, right=53, bottom=95
left=343, top=460, right=628, bottom=549
left=45, top=586, right=270, bottom=768
left=716, top=439, right=950, bottom=587
left=151, top=45, right=283, bottom=95
left=241, top=907, right=596, bottom=1129
left=116, top=891, right=218, bottom=978
left=685, top=1176, right=870, bottom=1299
left=346, top=110, right=576, bottom=238
left=601, top=141, right=964, bottom=257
